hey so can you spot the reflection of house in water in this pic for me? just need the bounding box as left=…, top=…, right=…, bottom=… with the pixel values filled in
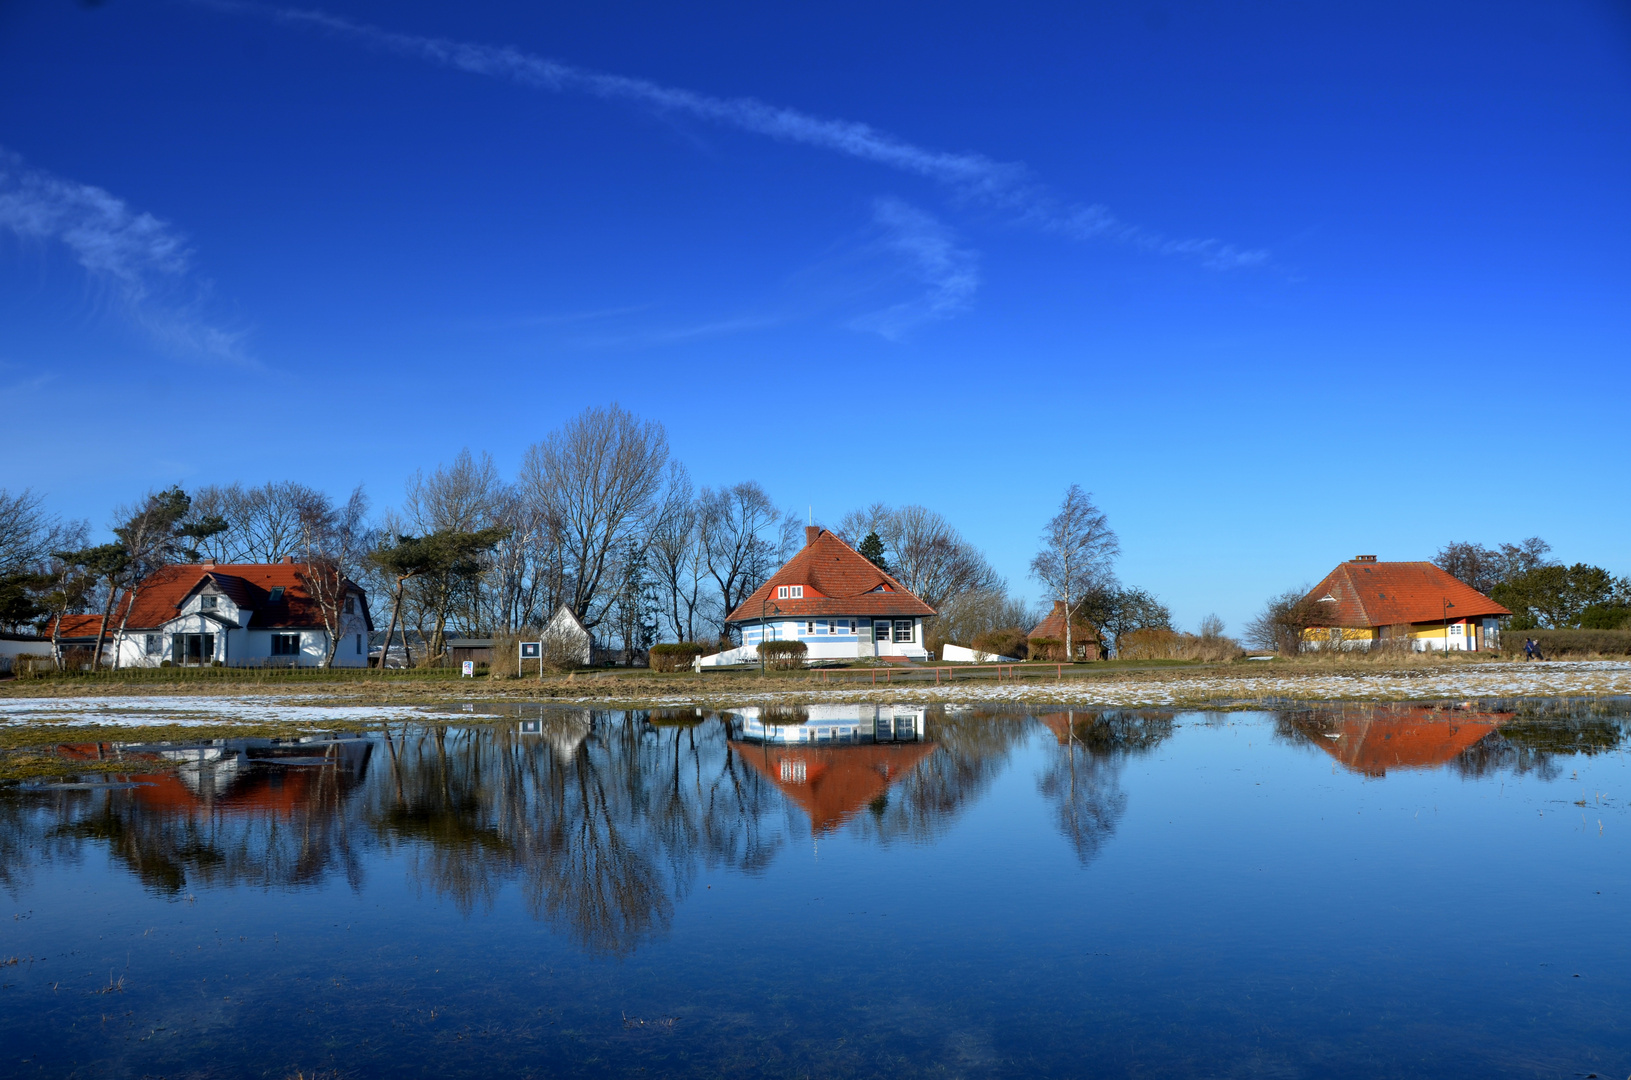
left=517, top=709, right=593, bottom=759
left=1287, top=706, right=1511, bottom=777
left=726, top=706, right=935, bottom=834
left=55, top=736, right=373, bottom=814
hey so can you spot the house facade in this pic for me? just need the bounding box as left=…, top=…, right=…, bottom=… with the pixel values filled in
left=1027, top=601, right=1104, bottom=661
left=708, top=527, right=936, bottom=665
left=48, top=559, right=372, bottom=668
left=1299, top=556, right=1511, bottom=651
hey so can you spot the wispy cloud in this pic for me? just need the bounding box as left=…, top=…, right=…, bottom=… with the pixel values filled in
left=0, top=148, right=248, bottom=364
left=574, top=314, right=781, bottom=349
left=201, top=2, right=1268, bottom=270
left=850, top=198, right=979, bottom=340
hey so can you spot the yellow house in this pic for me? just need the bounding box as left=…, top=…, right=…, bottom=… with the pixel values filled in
left=1299, top=556, right=1512, bottom=651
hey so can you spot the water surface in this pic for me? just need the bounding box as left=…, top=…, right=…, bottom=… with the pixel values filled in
left=2, top=701, right=1627, bottom=1078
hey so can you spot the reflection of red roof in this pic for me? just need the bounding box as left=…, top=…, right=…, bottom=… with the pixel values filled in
left=1302, top=560, right=1510, bottom=627
left=1034, top=712, right=1094, bottom=744
left=734, top=741, right=936, bottom=834
left=54, top=742, right=351, bottom=816
left=1303, top=708, right=1510, bottom=776
left=726, top=528, right=935, bottom=623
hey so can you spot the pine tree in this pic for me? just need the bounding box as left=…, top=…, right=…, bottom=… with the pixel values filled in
left=858, top=531, right=889, bottom=574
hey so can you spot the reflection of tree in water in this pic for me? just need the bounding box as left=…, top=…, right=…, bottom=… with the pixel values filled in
left=1035, top=712, right=1174, bottom=866
left=370, top=713, right=784, bottom=955
left=850, top=708, right=1031, bottom=845
left=1453, top=707, right=1627, bottom=781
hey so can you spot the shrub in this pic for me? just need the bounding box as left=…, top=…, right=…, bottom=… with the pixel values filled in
left=971, top=627, right=1029, bottom=660
left=650, top=642, right=709, bottom=673
left=756, top=640, right=809, bottom=669
left=1499, top=628, right=1631, bottom=658
left=1117, top=627, right=1244, bottom=662
left=1029, top=636, right=1064, bottom=662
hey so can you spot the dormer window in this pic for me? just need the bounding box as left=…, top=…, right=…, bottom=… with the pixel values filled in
left=269, top=586, right=285, bottom=603
left=200, top=595, right=218, bottom=611
left=788, top=586, right=804, bottom=599
left=777, top=586, right=788, bottom=599
left=344, top=596, right=356, bottom=615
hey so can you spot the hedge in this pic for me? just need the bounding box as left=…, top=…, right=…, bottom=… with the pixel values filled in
left=1499, top=628, right=1631, bottom=658
left=650, top=642, right=710, bottom=673
left=756, top=640, right=809, bottom=669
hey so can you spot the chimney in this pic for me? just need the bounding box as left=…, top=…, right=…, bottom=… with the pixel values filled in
left=1053, top=600, right=1066, bottom=615
left=283, top=555, right=296, bottom=565
left=805, top=526, right=821, bottom=547
left=1353, top=555, right=1377, bottom=563
left=201, top=558, right=216, bottom=568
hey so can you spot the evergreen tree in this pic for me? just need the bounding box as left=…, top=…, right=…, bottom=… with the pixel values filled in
left=858, top=531, right=890, bottom=574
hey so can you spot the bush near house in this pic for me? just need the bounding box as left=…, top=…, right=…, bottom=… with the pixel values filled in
left=1498, top=629, right=1631, bottom=658
left=650, top=642, right=709, bottom=672
left=756, top=640, right=809, bottom=669
left=971, top=627, right=1030, bottom=660
left=1028, top=636, right=1065, bottom=662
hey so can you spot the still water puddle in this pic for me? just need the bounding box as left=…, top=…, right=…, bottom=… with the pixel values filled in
left=2, top=701, right=1627, bottom=1078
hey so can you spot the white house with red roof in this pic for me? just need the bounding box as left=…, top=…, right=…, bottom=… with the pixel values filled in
left=47, top=558, right=372, bottom=668
left=704, top=527, right=936, bottom=665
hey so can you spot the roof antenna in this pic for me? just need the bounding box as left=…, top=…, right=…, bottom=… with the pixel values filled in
left=808, top=505, right=812, bottom=526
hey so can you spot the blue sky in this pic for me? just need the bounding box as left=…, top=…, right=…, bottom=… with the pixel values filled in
left=2, top=0, right=1628, bottom=634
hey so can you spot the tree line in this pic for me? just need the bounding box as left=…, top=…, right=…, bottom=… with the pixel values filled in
left=1, top=407, right=1193, bottom=666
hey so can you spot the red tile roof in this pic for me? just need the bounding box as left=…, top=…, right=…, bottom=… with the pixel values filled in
left=44, top=562, right=370, bottom=634
left=1301, top=560, right=1510, bottom=627
left=725, top=528, right=936, bottom=623
left=1028, top=601, right=1101, bottom=642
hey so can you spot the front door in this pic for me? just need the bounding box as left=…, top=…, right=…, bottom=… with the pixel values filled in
left=874, top=620, right=891, bottom=652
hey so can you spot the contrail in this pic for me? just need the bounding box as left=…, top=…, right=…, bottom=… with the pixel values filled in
left=203, top=2, right=1268, bottom=270
left=0, top=147, right=249, bottom=364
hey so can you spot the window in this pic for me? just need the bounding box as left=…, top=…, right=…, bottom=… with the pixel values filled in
left=789, top=585, right=804, bottom=599
left=344, top=596, right=356, bottom=615
left=268, top=586, right=285, bottom=603
left=271, top=633, right=301, bottom=657
left=355, top=633, right=363, bottom=656
left=873, top=620, right=889, bottom=644
left=847, top=620, right=856, bottom=635
left=200, top=594, right=218, bottom=610
left=777, top=586, right=788, bottom=599
left=172, top=633, right=215, bottom=665
left=145, top=634, right=161, bottom=656
left=806, top=621, right=815, bottom=636
left=893, top=619, right=914, bottom=643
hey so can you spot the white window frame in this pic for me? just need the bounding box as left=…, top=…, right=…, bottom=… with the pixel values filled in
left=777, top=586, right=789, bottom=599
left=200, top=594, right=218, bottom=611
left=893, top=619, right=914, bottom=643
left=271, top=633, right=302, bottom=657
left=789, top=585, right=804, bottom=599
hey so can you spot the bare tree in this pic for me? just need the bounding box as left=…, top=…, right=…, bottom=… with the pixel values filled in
left=296, top=486, right=374, bottom=668
left=1029, top=485, right=1120, bottom=662
left=517, top=405, right=669, bottom=629
left=190, top=481, right=324, bottom=563
left=698, top=481, right=778, bottom=631
left=880, top=505, right=1000, bottom=610
left=402, top=449, right=507, bottom=645
left=0, top=488, right=67, bottom=573
left=105, top=488, right=225, bottom=669
left=647, top=464, right=711, bottom=643
left=1244, top=586, right=1323, bottom=655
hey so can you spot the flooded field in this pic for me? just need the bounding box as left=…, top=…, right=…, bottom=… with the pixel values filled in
left=1, top=700, right=1627, bottom=1078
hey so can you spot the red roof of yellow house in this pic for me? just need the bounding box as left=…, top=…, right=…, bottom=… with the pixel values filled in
left=1296, top=707, right=1509, bottom=776
left=725, top=527, right=935, bottom=624
left=732, top=741, right=936, bottom=834
left=1302, top=558, right=1510, bottom=627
